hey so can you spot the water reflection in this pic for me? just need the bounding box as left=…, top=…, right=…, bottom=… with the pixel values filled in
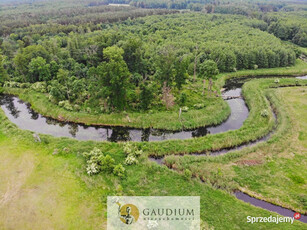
left=0, top=88, right=249, bottom=142
left=0, top=95, right=20, bottom=118
left=0, top=76, right=256, bottom=142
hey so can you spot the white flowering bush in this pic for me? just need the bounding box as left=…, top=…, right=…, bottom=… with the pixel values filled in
left=182, top=106, right=189, bottom=112
left=30, top=82, right=47, bottom=93
left=58, top=100, right=73, bottom=111
left=4, top=81, right=21, bottom=88
left=83, top=148, right=104, bottom=176
left=261, top=109, right=269, bottom=117
left=123, top=143, right=143, bottom=165
left=83, top=148, right=125, bottom=177
left=123, top=142, right=133, bottom=155
left=125, top=155, right=138, bottom=165
left=86, top=162, right=100, bottom=176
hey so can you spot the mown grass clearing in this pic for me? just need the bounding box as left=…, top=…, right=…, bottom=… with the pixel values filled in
left=0, top=135, right=106, bottom=230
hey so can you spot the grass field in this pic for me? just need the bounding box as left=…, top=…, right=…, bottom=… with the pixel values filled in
left=0, top=135, right=107, bottom=230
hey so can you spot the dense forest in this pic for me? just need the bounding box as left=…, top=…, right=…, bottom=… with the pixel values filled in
left=0, top=0, right=306, bottom=114
left=0, top=12, right=297, bottom=113
left=0, top=0, right=176, bottom=36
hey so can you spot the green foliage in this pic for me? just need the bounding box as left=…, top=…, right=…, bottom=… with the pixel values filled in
left=0, top=54, right=8, bottom=85
left=124, top=155, right=138, bottom=165
left=100, top=155, right=115, bottom=172
left=113, top=164, right=126, bottom=178
left=0, top=12, right=300, bottom=114
left=96, top=46, right=130, bottom=111
left=123, top=142, right=142, bottom=165
left=174, top=56, right=189, bottom=89
left=139, top=83, right=153, bottom=110
left=179, top=92, right=187, bottom=105
left=82, top=147, right=119, bottom=176
left=184, top=169, right=192, bottom=180
left=30, top=82, right=47, bottom=93
left=14, top=45, right=50, bottom=79
left=155, top=45, right=176, bottom=87
left=28, top=57, right=51, bottom=82
left=266, top=11, right=307, bottom=47
left=58, top=100, right=73, bottom=111
left=83, top=147, right=103, bottom=176
left=199, top=60, right=219, bottom=80
left=261, top=109, right=269, bottom=117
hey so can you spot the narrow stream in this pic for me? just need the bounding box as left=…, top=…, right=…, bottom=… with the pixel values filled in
left=148, top=76, right=307, bottom=224
left=235, top=192, right=307, bottom=223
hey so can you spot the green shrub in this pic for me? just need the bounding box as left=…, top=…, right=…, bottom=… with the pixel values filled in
left=179, top=92, right=187, bottom=105
left=20, top=83, right=31, bottom=88
left=125, top=155, right=138, bottom=165
left=74, top=104, right=81, bottom=111
left=261, top=109, right=269, bottom=117
left=123, top=142, right=133, bottom=155
left=58, top=100, right=73, bottom=111
left=30, top=82, right=47, bottom=93
left=100, top=155, right=115, bottom=172
left=182, top=106, right=189, bottom=112
left=184, top=169, right=192, bottom=180
left=83, top=148, right=104, bottom=176
left=113, top=164, right=126, bottom=178
left=123, top=143, right=143, bottom=157
left=58, top=101, right=66, bottom=107
left=193, top=104, right=204, bottom=109
left=4, top=81, right=20, bottom=88
left=63, top=101, right=73, bottom=111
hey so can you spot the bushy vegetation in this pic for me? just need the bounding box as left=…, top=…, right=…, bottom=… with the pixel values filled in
left=83, top=147, right=126, bottom=176
left=264, top=11, right=307, bottom=47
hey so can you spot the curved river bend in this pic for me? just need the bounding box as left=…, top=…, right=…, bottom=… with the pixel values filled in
left=1, top=75, right=305, bottom=142
left=0, top=82, right=248, bottom=142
